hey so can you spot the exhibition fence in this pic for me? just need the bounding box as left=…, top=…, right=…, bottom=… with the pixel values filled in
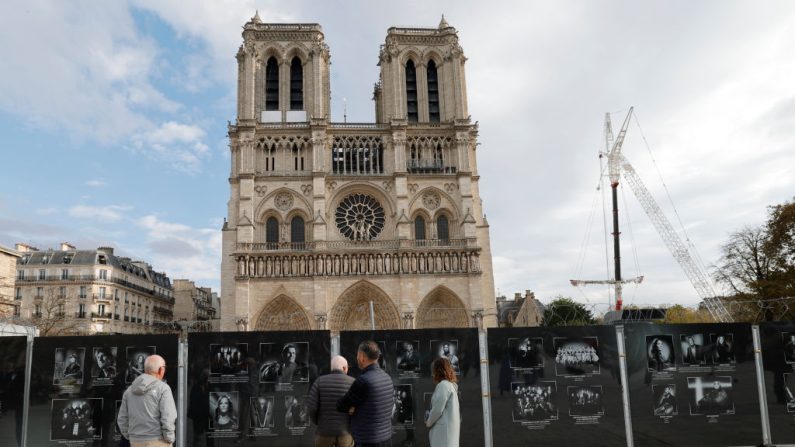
left=0, top=323, right=793, bottom=446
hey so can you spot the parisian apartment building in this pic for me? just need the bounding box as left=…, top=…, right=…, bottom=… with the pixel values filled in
left=13, top=243, right=175, bottom=335
left=172, top=279, right=219, bottom=331
left=0, top=244, right=21, bottom=318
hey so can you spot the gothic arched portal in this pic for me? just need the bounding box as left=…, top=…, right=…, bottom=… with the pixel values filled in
left=416, top=286, right=470, bottom=329
left=255, top=294, right=311, bottom=331
left=329, top=281, right=401, bottom=331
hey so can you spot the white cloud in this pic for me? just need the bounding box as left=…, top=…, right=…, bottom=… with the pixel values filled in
left=35, top=208, right=58, bottom=215
left=68, top=205, right=133, bottom=222
left=85, top=180, right=107, bottom=188
left=131, top=121, right=210, bottom=173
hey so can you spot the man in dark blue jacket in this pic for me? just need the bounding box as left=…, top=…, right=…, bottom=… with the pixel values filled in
left=337, top=341, right=395, bottom=447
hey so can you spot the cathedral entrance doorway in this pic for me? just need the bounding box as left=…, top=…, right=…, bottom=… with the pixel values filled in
left=416, top=286, right=470, bottom=328
left=255, top=294, right=312, bottom=331
left=329, top=281, right=401, bottom=331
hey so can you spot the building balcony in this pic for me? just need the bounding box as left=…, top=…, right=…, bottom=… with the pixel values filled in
left=236, top=238, right=477, bottom=253
left=33, top=295, right=44, bottom=301
left=94, top=294, right=112, bottom=303
left=32, top=312, right=42, bottom=319
left=406, top=160, right=457, bottom=174
left=91, top=312, right=112, bottom=320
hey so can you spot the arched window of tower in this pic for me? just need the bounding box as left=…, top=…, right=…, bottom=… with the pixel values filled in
left=290, top=56, right=303, bottom=110
left=266, top=217, right=279, bottom=247
left=405, top=60, right=418, bottom=122
left=437, top=215, right=450, bottom=241
left=290, top=216, right=305, bottom=245
left=427, top=60, right=440, bottom=122
left=265, top=57, right=279, bottom=111
left=414, top=216, right=426, bottom=240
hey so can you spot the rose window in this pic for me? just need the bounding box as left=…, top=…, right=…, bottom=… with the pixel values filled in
left=335, top=194, right=385, bottom=241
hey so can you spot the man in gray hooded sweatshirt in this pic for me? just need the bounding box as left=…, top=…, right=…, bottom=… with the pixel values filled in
left=117, top=355, right=177, bottom=446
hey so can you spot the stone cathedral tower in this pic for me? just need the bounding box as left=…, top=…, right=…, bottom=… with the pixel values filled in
left=221, top=15, right=497, bottom=331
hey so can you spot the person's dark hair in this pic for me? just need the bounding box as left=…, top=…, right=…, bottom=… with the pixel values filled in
left=358, top=341, right=381, bottom=361
left=282, top=343, right=297, bottom=356
left=431, top=357, right=457, bottom=384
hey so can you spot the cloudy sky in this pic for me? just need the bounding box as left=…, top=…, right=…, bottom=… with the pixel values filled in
left=1, top=1, right=794, bottom=311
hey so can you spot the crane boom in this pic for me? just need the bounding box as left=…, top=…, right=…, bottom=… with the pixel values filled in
left=618, top=154, right=732, bottom=322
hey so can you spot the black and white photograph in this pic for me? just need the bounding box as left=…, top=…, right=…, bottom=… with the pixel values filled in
left=209, top=392, right=240, bottom=431
left=553, top=337, right=600, bottom=376
left=652, top=384, right=678, bottom=416
left=784, top=373, right=795, bottom=413
left=687, top=376, right=735, bottom=415
left=125, top=346, right=156, bottom=384
left=431, top=340, right=460, bottom=374
left=259, top=342, right=309, bottom=383
left=567, top=386, right=604, bottom=417
left=396, top=340, right=421, bottom=376
left=91, top=347, right=117, bottom=382
left=646, top=335, right=676, bottom=372
left=114, top=400, right=122, bottom=435
left=284, top=395, right=310, bottom=428
left=511, top=382, right=558, bottom=422
left=249, top=396, right=275, bottom=430
left=508, top=337, right=543, bottom=369
left=393, top=384, right=414, bottom=428
left=53, top=347, right=85, bottom=385
left=783, top=333, right=795, bottom=364
left=709, top=334, right=735, bottom=365
left=680, top=334, right=706, bottom=365
left=50, top=398, right=102, bottom=441
left=210, top=343, right=248, bottom=375
left=376, top=340, right=388, bottom=372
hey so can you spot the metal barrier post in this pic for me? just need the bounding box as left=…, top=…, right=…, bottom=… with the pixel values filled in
left=177, top=339, right=188, bottom=447
left=21, top=330, right=34, bottom=447
left=751, top=325, right=772, bottom=446
left=615, top=325, right=634, bottom=447
left=478, top=329, right=493, bottom=447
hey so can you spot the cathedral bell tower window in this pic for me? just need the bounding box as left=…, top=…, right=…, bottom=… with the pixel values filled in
left=415, top=216, right=426, bottom=241
left=265, top=57, right=279, bottom=111
left=405, top=60, right=418, bottom=122
left=437, top=215, right=450, bottom=241
left=290, top=57, right=303, bottom=110
left=290, top=216, right=306, bottom=246
left=427, top=60, right=440, bottom=123
left=266, top=217, right=279, bottom=248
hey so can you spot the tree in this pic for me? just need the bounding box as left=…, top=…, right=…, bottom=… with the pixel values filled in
left=542, top=296, right=597, bottom=326
left=662, top=304, right=713, bottom=324
left=20, top=287, right=84, bottom=336
left=764, top=198, right=795, bottom=297
left=713, top=226, right=779, bottom=298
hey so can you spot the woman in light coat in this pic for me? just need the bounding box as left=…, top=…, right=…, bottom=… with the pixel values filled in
left=425, top=357, right=460, bottom=447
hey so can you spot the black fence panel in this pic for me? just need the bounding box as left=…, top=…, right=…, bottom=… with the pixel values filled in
left=0, top=336, right=28, bottom=447
left=186, top=330, right=331, bottom=446
left=624, top=323, right=761, bottom=447
left=487, top=326, right=625, bottom=447
left=27, top=334, right=179, bottom=447
left=759, top=322, right=795, bottom=446
left=339, top=328, right=484, bottom=447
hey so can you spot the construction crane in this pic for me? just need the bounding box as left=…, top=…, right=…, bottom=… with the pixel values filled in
left=571, top=108, right=732, bottom=322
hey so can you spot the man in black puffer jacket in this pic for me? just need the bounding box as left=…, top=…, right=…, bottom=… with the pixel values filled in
left=337, top=341, right=395, bottom=447
left=308, top=355, right=356, bottom=446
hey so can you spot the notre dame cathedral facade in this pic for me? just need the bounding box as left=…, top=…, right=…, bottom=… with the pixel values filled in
left=220, top=15, right=497, bottom=332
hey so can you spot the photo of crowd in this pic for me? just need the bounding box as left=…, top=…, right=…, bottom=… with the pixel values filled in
left=511, top=382, right=558, bottom=422
left=553, top=337, right=600, bottom=376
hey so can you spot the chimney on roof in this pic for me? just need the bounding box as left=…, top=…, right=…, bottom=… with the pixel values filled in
left=60, top=242, right=76, bottom=251
left=98, top=246, right=115, bottom=255
left=525, top=290, right=535, bottom=300
left=15, top=243, right=38, bottom=252
left=514, top=292, right=522, bottom=300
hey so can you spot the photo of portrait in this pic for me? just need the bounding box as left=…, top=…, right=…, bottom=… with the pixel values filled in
left=376, top=340, right=388, bottom=371
left=125, top=346, right=156, bottom=384
left=249, top=396, right=275, bottom=429
left=680, top=334, right=706, bottom=365
left=783, top=333, right=795, bottom=364
left=91, top=347, right=117, bottom=380
left=50, top=398, right=102, bottom=441
left=284, top=395, right=309, bottom=428
left=210, top=343, right=248, bottom=375
left=393, top=384, right=414, bottom=427
left=568, top=386, right=604, bottom=417
left=554, top=337, right=600, bottom=376
left=783, top=373, right=795, bottom=413
left=710, top=334, right=735, bottom=365
left=508, top=337, right=543, bottom=369
left=53, top=347, right=86, bottom=385
left=209, top=392, right=239, bottom=431
left=646, top=335, right=676, bottom=372
left=431, top=340, right=460, bottom=374
left=511, top=382, right=558, bottom=422
left=687, top=376, right=734, bottom=415
left=396, top=340, right=421, bottom=375
left=652, top=384, right=678, bottom=416
left=259, top=342, right=309, bottom=383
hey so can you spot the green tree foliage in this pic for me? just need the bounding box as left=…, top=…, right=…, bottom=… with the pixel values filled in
left=542, top=296, right=597, bottom=326
left=662, top=304, right=713, bottom=324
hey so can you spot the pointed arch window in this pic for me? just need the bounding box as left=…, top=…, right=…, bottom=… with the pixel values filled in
left=265, top=57, right=279, bottom=111
left=427, top=60, right=440, bottom=122
left=415, top=216, right=426, bottom=241
left=405, top=60, right=418, bottom=122
left=291, top=216, right=305, bottom=245
left=266, top=217, right=279, bottom=247
left=437, top=215, right=449, bottom=241
left=290, top=57, right=303, bottom=110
